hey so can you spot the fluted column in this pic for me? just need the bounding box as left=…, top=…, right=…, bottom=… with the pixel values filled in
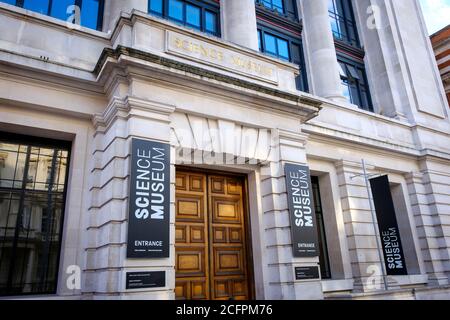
left=300, top=0, right=346, bottom=102
left=220, top=0, right=259, bottom=51
left=104, top=0, right=148, bottom=32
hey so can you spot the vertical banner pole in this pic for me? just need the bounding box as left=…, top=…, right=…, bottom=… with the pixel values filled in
left=362, top=159, right=388, bottom=291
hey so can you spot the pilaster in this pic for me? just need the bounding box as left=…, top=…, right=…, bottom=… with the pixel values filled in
left=84, top=83, right=176, bottom=298
left=260, top=129, right=323, bottom=299
left=335, top=160, right=387, bottom=292
left=404, top=157, right=450, bottom=286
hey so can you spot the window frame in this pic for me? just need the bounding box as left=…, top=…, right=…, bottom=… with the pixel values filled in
left=148, top=0, right=221, bottom=36
left=260, top=0, right=284, bottom=14
left=255, top=0, right=298, bottom=21
left=338, top=55, right=373, bottom=112
left=257, top=24, right=309, bottom=92
left=0, top=131, right=71, bottom=297
left=2, top=0, right=104, bottom=31
left=311, top=176, right=332, bottom=280
left=328, top=0, right=360, bottom=47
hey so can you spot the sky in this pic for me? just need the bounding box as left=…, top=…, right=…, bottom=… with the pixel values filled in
left=419, top=0, right=450, bottom=34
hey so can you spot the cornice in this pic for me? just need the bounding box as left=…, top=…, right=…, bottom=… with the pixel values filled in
left=94, top=45, right=322, bottom=119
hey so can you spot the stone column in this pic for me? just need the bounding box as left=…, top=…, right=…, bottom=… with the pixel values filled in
left=220, top=0, right=259, bottom=51
left=260, top=129, right=323, bottom=300
left=300, top=0, right=346, bottom=102
left=104, top=0, right=148, bottom=33
left=353, top=0, right=448, bottom=122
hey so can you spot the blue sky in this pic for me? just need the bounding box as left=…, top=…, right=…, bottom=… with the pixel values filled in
left=419, top=0, right=450, bottom=34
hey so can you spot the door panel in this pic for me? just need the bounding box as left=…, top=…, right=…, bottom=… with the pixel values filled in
left=175, top=172, right=209, bottom=300
left=175, top=171, right=251, bottom=300
left=208, top=175, right=249, bottom=300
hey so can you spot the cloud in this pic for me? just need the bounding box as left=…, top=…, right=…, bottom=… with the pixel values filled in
left=419, top=0, right=450, bottom=34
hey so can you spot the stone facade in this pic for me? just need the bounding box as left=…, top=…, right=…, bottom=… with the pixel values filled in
left=0, top=0, right=449, bottom=300
left=431, top=25, right=450, bottom=106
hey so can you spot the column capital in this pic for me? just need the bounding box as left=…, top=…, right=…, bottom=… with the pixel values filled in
left=93, top=96, right=176, bottom=134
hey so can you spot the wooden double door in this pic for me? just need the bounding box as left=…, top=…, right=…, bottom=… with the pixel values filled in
left=175, top=170, right=252, bottom=300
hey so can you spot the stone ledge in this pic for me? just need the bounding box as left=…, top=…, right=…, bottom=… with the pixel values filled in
left=95, top=46, right=322, bottom=116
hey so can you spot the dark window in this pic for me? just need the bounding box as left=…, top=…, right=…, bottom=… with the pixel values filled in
left=0, top=133, right=71, bottom=296
left=311, top=177, right=331, bottom=280
left=148, top=0, right=220, bottom=36
left=149, top=0, right=163, bottom=15
left=328, top=0, right=359, bottom=47
left=260, top=0, right=284, bottom=13
left=205, top=10, right=217, bottom=34
left=338, top=58, right=373, bottom=111
left=168, top=0, right=183, bottom=21
left=255, top=0, right=298, bottom=20
left=186, top=3, right=201, bottom=29
left=1, top=0, right=104, bottom=31
left=257, top=27, right=309, bottom=92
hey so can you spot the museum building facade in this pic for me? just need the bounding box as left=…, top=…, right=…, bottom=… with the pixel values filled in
left=0, top=0, right=449, bottom=300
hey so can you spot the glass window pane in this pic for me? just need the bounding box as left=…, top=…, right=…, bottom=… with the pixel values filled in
left=347, top=65, right=360, bottom=80
left=13, top=151, right=27, bottom=189
left=338, top=18, right=347, bottom=39
left=205, top=11, right=217, bottom=34
left=80, top=0, right=101, bottom=30
left=328, top=0, right=336, bottom=12
left=22, top=0, right=50, bottom=15
left=168, top=0, right=183, bottom=21
left=149, top=0, right=163, bottom=14
left=311, top=177, right=331, bottom=279
left=350, top=85, right=361, bottom=106
left=338, top=62, right=347, bottom=78
left=277, top=38, right=289, bottom=60
left=336, top=0, right=345, bottom=16
left=0, top=145, right=19, bottom=189
left=50, top=0, right=76, bottom=22
left=272, top=0, right=283, bottom=12
left=341, top=79, right=351, bottom=102
left=264, top=33, right=277, bottom=55
left=0, top=137, right=69, bottom=296
left=330, top=17, right=340, bottom=38
left=186, top=4, right=200, bottom=28
left=1, top=0, right=17, bottom=6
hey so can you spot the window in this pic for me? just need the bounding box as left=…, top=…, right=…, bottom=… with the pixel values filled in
left=338, top=58, right=373, bottom=111
left=328, top=0, right=359, bottom=47
left=311, top=177, right=331, bottom=279
left=205, top=10, right=217, bottom=34
left=0, top=132, right=70, bottom=296
left=255, top=0, right=297, bottom=20
left=262, top=32, right=290, bottom=61
left=259, top=0, right=284, bottom=13
left=257, top=27, right=309, bottom=92
left=1, top=0, right=104, bottom=31
left=148, top=0, right=220, bottom=36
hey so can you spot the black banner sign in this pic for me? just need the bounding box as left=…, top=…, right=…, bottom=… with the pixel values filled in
left=127, top=139, right=170, bottom=258
left=284, top=163, right=319, bottom=257
left=294, top=266, right=320, bottom=281
left=370, top=175, right=408, bottom=276
left=126, top=271, right=166, bottom=289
